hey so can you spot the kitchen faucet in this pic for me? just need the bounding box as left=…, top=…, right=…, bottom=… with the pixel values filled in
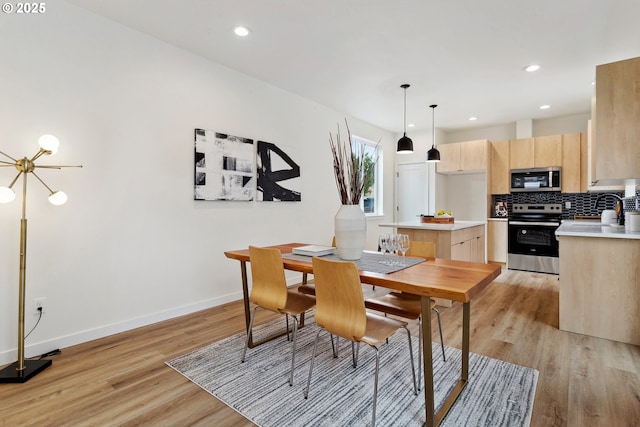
left=594, top=193, right=625, bottom=225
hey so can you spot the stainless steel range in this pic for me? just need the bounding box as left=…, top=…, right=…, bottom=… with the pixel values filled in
left=508, top=203, right=562, bottom=275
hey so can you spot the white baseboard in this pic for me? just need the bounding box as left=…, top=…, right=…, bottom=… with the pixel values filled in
left=0, top=291, right=243, bottom=366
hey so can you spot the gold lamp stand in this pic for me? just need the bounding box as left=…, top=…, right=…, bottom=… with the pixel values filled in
left=0, top=135, right=81, bottom=383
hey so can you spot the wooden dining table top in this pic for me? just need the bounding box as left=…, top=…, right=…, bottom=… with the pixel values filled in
left=224, top=243, right=501, bottom=303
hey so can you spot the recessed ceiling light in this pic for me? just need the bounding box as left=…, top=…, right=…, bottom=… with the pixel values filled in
left=233, top=26, right=251, bottom=37
left=540, top=104, right=550, bottom=110
left=468, top=116, right=478, bottom=121
left=408, top=123, right=415, bottom=128
left=524, top=64, right=540, bottom=72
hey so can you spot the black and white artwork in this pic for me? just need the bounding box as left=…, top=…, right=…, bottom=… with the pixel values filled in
left=194, top=129, right=255, bottom=201
left=256, top=140, right=301, bottom=201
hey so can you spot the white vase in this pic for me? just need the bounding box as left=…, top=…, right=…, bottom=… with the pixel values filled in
left=334, top=204, right=367, bottom=260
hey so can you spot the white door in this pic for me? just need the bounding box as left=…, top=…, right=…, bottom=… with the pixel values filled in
left=396, top=162, right=431, bottom=222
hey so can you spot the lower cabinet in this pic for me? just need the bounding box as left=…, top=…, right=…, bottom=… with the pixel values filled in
left=398, top=224, right=486, bottom=307
left=487, top=219, right=508, bottom=263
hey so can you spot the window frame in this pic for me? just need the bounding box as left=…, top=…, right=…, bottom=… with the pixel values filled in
left=351, top=134, right=383, bottom=217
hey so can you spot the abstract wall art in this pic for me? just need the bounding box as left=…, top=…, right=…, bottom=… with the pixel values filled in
left=256, top=140, right=301, bottom=201
left=194, top=129, right=255, bottom=201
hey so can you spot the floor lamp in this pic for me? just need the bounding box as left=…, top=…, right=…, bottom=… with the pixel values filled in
left=0, top=135, right=81, bottom=383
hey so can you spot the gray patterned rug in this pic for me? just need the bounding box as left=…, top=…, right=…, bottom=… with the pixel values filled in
left=166, top=316, right=538, bottom=426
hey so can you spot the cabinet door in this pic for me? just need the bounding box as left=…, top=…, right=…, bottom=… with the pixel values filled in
left=487, top=220, right=507, bottom=263
left=595, top=57, right=640, bottom=181
left=561, top=133, right=581, bottom=193
left=509, top=138, right=534, bottom=169
left=490, top=140, right=510, bottom=194
left=534, top=135, right=562, bottom=167
left=436, top=143, right=461, bottom=173
left=450, top=239, right=471, bottom=261
left=460, top=140, right=488, bottom=171
left=580, top=131, right=589, bottom=192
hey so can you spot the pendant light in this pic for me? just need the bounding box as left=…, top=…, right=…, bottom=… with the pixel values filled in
left=426, top=104, right=441, bottom=162
left=397, top=84, right=413, bottom=153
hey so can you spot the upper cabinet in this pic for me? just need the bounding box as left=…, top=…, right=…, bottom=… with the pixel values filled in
left=561, top=133, right=583, bottom=193
left=534, top=135, right=562, bottom=167
left=436, top=139, right=488, bottom=174
left=489, top=140, right=510, bottom=194
left=490, top=132, right=586, bottom=194
left=509, top=138, right=533, bottom=169
left=594, top=56, right=640, bottom=183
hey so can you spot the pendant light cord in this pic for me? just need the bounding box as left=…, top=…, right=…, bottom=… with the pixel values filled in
left=430, top=104, right=437, bottom=148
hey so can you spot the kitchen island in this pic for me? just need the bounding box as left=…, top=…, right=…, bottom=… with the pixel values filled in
left=379, top=220, right=486, bottom=263
left=555, top=220, right=640, bottom=345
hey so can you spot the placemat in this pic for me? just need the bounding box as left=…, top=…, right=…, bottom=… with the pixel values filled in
left=283, top=251, right=424, bottom=274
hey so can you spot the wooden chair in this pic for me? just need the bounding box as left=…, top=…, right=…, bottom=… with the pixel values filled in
left=304, top=257, right=417, bottom=427
left=241, top=246, right=316, bottom=386
left=364, top=240, right=446, bottom=391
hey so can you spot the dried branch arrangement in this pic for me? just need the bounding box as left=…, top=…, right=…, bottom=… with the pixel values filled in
left=329, top=119, right=378, bottom=205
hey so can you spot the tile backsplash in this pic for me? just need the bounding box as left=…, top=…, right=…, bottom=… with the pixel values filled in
left=492, top=189, right=640, bottom=219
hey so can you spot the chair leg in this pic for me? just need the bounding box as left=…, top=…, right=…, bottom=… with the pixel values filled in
left=288, top=315, right=299, bottom=386
left=285, top=314, right=290, bottom=341
left=351, top=341, right=361, bottom=368
left=330, top=334, right=337, bottom=358
left=418, top=316, right=423, bottom=391
left=304, top=328, right=323, bottom=399
left=402, top=326, right=418, bottom=396
left=241, top=306, right=258, bottom=363
left=371, top=346, right=380, bottom=427
left=432, top=307, right=446, bottom=362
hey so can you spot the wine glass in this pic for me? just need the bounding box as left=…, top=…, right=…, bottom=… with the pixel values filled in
left=378, top=233, right=389, bottom=254
left=389, top=234, right=400, bottom=255
left=398, top=234, right=410, bottom=256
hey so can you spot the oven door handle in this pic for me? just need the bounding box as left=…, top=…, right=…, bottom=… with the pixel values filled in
left=509, top=221, right=560, bottom=227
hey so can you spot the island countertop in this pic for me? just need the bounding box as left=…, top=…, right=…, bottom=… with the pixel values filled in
left=555, top=220, right=640, bottom=240
left=379, top=220, right=486, bottom=231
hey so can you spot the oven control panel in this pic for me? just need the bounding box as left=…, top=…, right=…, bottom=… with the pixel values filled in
left=512, top=203, right=562, bottom=214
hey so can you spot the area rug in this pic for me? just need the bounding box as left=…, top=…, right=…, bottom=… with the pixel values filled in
left=166, top=316, right=538, bottom=426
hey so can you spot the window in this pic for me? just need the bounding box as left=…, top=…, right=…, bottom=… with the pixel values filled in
left=352, top=135, right=383, bottom=216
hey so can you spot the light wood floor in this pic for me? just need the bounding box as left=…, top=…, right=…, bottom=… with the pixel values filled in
left=1, top=268, right=639, bottom=426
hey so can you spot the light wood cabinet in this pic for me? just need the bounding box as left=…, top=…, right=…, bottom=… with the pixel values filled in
left=534, top=135, right=562, bottom=167
left=509, top=138, right=534, bottom=169
left=461, top=139, right=488, bottom=171
left=561, top=133, right=582, bottom=193
left=398, top=225, right=485, bottom=263
left=435, top=143, right=460, bottom=173
left=489, top=140, right=510, bottom=194
left=559, top=235, right=640, bottom=345
left=595, top=56, right=640, bottom=183
left=436, top=140, right=487, bottom=174
left=487, top=219, right=507, bottom=263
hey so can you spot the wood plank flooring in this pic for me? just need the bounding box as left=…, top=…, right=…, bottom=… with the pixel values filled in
left=1, top=268, right=639, bottom=426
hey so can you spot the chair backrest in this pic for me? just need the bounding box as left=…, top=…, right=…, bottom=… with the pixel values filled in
left=248, top=246, right=288, bottom=311
left=311, top=257, right=366, bottom=341
left=406, top=241, right=436, bottom=258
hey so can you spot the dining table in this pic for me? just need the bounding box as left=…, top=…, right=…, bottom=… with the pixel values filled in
left=224, top=242, right=501, bottom=427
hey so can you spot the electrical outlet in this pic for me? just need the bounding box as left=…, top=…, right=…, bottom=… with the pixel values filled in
left=33, top=297, right=45, bottom=315
left=565, top=201, right=571, bottom=209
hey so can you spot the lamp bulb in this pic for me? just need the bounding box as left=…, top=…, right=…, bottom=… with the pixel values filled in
left=38, top=134, right=60, bottom=155
left=0, top=186, right=16, bottom=203
left=48, top=191, right=68, bottom=206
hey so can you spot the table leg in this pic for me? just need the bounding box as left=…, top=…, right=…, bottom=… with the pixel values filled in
left=425, top=300, right=470, bottom=426
left=300, top=272, right=308, bottom=327
left=240, top=261, right=254, bottom=347
left=421, top=296, right=435, bottom=427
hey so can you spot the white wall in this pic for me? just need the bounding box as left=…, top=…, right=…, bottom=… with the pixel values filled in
left=0, top=2, right=395, bottom=364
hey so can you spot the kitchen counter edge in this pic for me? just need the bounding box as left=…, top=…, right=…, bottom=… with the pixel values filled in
left=379, top=220, right=486, bottom=231
left=555, top=220, right=640, bottom=240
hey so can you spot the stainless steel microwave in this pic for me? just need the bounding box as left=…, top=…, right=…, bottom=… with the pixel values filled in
left=510, top=167, right=561, bottom=192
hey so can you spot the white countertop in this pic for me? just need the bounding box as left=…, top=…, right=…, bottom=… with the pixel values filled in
left=379, top=220, right=486, bottom=231
left=555, top=220, right=640, bottom=240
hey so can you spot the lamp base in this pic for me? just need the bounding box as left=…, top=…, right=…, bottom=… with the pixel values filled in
left=0, top=359, right=52, bottom=383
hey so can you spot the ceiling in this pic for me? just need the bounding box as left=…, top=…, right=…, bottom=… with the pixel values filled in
left=66, top=0, right=640, bottom=134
